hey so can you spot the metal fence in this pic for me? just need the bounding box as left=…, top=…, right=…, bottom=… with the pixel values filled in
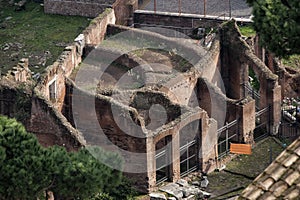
left=155, top=148, right=169, bottom=184
left=137, top=23, right=193, bottom=36
left=278, top=105, right=300, bottom=140
left=254, top=106, right=270, bottom=142
left=244, top=83, right=260, bottom=111
left=278, top=122, right=300, bottom=139
left=217, top=119, right=239, bottom=159
left=180, top=139, right=198, bottom=177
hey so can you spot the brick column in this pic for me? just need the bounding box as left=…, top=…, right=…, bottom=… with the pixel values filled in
left=171, top=129, right=180, bottom=182
left=201, top=118, right=218, bottom=173
left=146, top=136, right=156, bottom=191
left=267, top=82, right=281, bottom=135
left=237, top=97, right=256, bottom=144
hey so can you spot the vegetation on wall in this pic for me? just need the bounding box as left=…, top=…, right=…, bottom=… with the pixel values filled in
left=282, top=54, right=300, bottom=69
left=238, top=24, right=256, bottom=38
left=0, top=116, right=135, bottom=200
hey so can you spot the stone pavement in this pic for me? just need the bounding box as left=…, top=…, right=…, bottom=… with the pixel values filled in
left=142, top=0, right=252, bottom=18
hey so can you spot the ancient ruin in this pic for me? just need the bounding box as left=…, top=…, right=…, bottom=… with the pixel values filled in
left=1, top=0, right=300, bottom=194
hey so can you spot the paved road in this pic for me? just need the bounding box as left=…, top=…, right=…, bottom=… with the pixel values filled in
left=142, top=0, right=252, bottom=18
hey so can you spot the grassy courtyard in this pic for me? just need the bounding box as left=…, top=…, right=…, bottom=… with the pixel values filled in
left=0, top=0, right=90, bottom=74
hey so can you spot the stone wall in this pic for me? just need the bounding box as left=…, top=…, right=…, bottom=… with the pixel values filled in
left=113, top=0, right=138, bottom=25
left=63, top=79, right=219, bottom=192
left=272, top=59, right=300, bottom=98
left=36, top=8, right=116, bottom=111
left=0, top=84, right=17, bottom=118
left=83, top=9, right=116, bottom=45
left=134, top=10, right=226, bottom=30
left=64, top=83, right=150, bottom=191
left=220, top=21, right=281, bottom=134
left=0, top=80, right=84, bottom=151
left=27, top=93, right=85, bottom=151
left=44, top=0, right=137, bottom=25
left=44, top=0, right=113, bottom=17
left=5, top=58, right=31, bottom=82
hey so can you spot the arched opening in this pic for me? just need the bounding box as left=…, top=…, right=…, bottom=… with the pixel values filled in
left=179, top=120, right=201, bottom=176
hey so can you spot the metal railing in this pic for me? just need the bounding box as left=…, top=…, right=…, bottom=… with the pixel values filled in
left=244, top=83, right=260, bottom=111
left=155, top=148, right=169, bottom=184
left=254, top=106, right=270, bottom=142
left=217, top=119, right=239, bottom=159
left=180, top=140, right=198, bottom=177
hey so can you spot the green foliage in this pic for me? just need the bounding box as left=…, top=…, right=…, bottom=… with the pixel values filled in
left=0, top=116, right=51, bottom=199
left=108, top=177, right=138, bottom=200
left=238, top=25, right=256, bottom=37
left=49, top=147, right=123, bottom=199
left=282, top=54, right=300, bottom=68
left=249, top=0, right=300, bottom=57
left=249, top=68, right=260, bottom=91
left=89, top=193, right=114, bottom=200
left=0, top=116, right=129, bottom=200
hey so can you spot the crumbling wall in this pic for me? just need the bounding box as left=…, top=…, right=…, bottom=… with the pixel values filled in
left=113, top=0, right=137, bottom=26
left=272, top=60, right=300, bottom=98
left=27, top=91, right=85, bottom=151
left=44, top=0, right=112, bottom=17
left=36, top=9, right=116, bottom=111
left=5, top=58, right=31, bottom=82
left=0, top=80, right=84, bottom=151
left=0, top=80, right=32, bottom=123
left=65, top=83, right=149, bottom=191
left=44, top=0, right=137, bottom=25
left=37, top=46, right=81, bottom=111
left=83, top=9, right=116, bottom=45
left=220, top=21, right=281, bottom=134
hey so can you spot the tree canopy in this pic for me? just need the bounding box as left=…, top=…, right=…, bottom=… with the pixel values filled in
left=0, top=116, right=50, bottom=199
left=0, top=116, right=127, bottom=200
left=247, top=0, right=300, bottom=57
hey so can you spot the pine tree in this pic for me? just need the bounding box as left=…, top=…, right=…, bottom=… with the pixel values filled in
left=248, top=0, right=300, bottom=57
left=0, top=116, right=51, bottom=199
left=0, top=116, right=125, bottom=200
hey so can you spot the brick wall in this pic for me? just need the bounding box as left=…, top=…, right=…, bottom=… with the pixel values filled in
left=44, top=0, right=109, bottom=17
left=220, top=21, right=281, bottom=134
left=44, top=0, right=138, bottom=25
left=27, top=93, right=85, bottom=151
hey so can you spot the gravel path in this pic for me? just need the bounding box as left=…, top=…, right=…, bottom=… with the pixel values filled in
left=142, top=0, right=252, bottom=18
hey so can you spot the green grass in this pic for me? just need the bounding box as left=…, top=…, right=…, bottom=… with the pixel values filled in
left=207, top=137, right=285, bottom=199
left=238, top=25, right=256, bottom=37
left=282, top=54, right=300, bottom=69
left=0, top=1, right=89, bottom=74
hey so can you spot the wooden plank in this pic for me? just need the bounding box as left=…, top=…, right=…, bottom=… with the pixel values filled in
left=230, top=143, right=252, bottom=155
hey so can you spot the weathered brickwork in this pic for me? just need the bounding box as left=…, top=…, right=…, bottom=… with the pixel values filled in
left=44, top=0, right=137, bottom=25
left=220, top=21, right=281, bottom=134
left=1, top=5, right=297, bottom=193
